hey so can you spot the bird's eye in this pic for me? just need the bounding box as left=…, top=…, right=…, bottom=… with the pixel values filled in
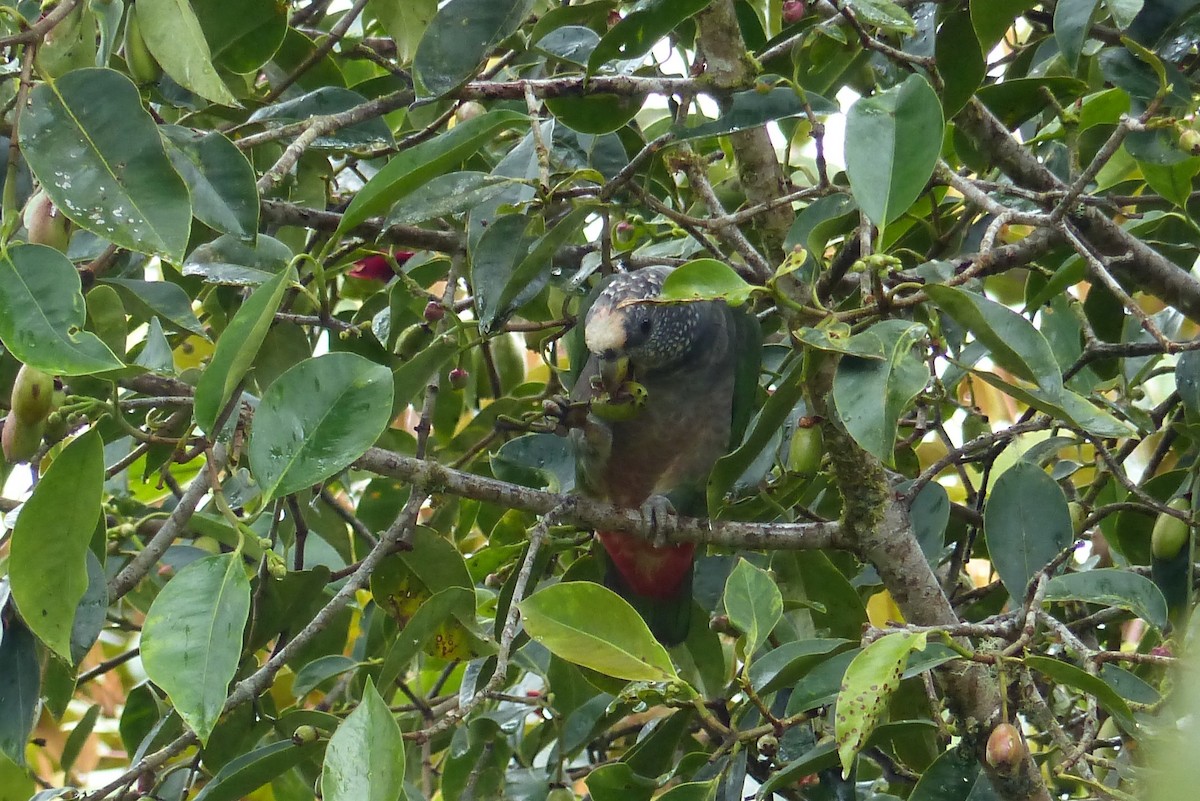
left=639, top=319, right=652, bottom=335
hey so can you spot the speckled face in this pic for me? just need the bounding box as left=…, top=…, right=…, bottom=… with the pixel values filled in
left=584, top=267, right=710, bottom=371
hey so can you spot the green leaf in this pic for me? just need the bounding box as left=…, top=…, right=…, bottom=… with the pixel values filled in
left=673, top=84, right=836, bottom=141
left=0, top=245, right=124, bottom=375
left=845, top=0, right=917, bottom=33
left=482, top=202, right=596, bottom=332
left=1025, top=655, right=1137, bottom=733
left=984, top=461, right=1074, bottom=598
left=192, top=0, right=288, bottom=74
left=104, top=277, right=207, bottom=338
left=845, top=74, right=944, bottom=230
left=659, top=259, right=755, bottom=306
left=972, top=370, right=1135, bottom=437
left=588, top=0, right=710, bottom=74
left=926, top=284, right=1063, bottom=397
left=161, top=126, right=259, bottom=240
left=9, top=429, right=104, bottom=662
left=19, top=70, right=191, bottom=261
left=722, top=559, right=783, bottom=658
left=908, top=746, right=982, bottom=801
left=748, top=639, right=855, bottom=695
left=971, top=0, right=1037, bottom=51
left=337, top=109, right=528, bottom=235
left=0, top=620, right=40, bottom=767
left=414, top=0, right=537, bottom=96
left=71, top=551, right=109, bottom=665
left=376, top=587, right=482, bottom=690
left=248, top=88, right=393, bottom=151
left=193, top=266, right=294, bottom=434
left=392, top=335, right=458, bottom=414
left=835, top=631, right=927, bottom=777
left=183, top=234, right=293, bottom=287
left=292, top=655, right=359, bottom=699
left=136, top=0, right=239, bottom=105
left=194, top=738, right=321, bottom=801
left=832, top=320, right=929, bottom=464
left=1055, top=0, right=1101, bottom=70
left=321, top=678, right=405, bottom=801
left=1044, top=569, right=1168, bottom=631
left=1140, top=156, right=1200, bottom=208
left=935, top=11, right=986, bottom=117
left=369, top=0, right=437, bottom=64
left=384, top=172, right=520, bottom=226
left=249, top=353, right=395, bottom=499
left=520, top=582, right=679, bottom=682
left=794, top=325, right=886, bottom=359
left=0, top=751, right=35, bottom=801
left=141, top=552, right=252, bottom=744
left=60, top=704, right=100, bottom=776
left=585, top=762, right=657, bottom=801
left=708, top=352, right=803, bottom=510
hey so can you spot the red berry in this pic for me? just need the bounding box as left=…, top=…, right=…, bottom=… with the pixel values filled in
left=448, top=367, right=470, bottom=390
left=424, top=301, right=445, bottom=322
left=783, top=0, right=806, bottom=24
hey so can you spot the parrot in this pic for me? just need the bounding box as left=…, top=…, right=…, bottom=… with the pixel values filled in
left=568, top=266, right=757, bottom=645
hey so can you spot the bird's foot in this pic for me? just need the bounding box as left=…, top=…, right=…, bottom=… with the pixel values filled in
left=541, top=395, right=589, bottom=435
left=640, top=494, right=677, bottom=548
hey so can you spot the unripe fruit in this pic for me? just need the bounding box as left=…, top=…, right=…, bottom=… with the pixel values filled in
left=395, top=323, right=434, bottom=360
left=787, top=419, right=823, bottom=475
left=23, top=189, right=70, bottom=251
left=11, top=364, right=55, bottom=422
left=757, top=733, right=779, bottom=757
left=1067, top=501, right=1086, bottom=536
left=448, top=367, right=470, bottom=390
left=613, top=220, right=638, bottom=249
left=423, top=301, right=445, bottom=323
left=1181, top=128, right=1200, bottom=155
left=292, top=725, right=320, bottom=745
left=985, top=722, right=1025, bottom=773
left=546, top=788, right=576, bottom=801
left=1151, top=497, right=1191, bottom=560
left=456, top=101, right=486, bottom=123
left=783, top=0, right=807, bottom=24
left=2, top=416, right=45, bottom=463
left=122, top=6, right=161, bottom=85
left=590, top=381, right=648, bottom=421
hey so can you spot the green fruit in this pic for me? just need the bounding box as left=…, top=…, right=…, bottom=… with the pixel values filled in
left=787, top=421, right=823, bottom=475
left=1181, top=128, right=1200, bottom=155
left=2, top=416, right=45, bottom=463
left=123, top=6, right=161, bottom=85
left=590, top=381, right=647, bottom=421
left=395, top=323, right=434, bottom=360
left=1151, top=497, right=1191, bottom=560
left=1067, top=502, right=1086, bottom=536
left=292, top=724, right=320, bottom=745
left=448, top=367, right=470, bottom=390
left=23, top=189, right=71, bottom=251
left=11, top=364, right=55, bottom=422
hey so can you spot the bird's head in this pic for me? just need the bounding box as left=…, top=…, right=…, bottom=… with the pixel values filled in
left=584, top=267, right=712, bottom=388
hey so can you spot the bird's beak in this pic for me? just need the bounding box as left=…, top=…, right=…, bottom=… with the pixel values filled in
left=598, top=354, right=630, bottom=394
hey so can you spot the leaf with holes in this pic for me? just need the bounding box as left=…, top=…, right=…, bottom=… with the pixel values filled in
left=836, top=631, right=927, bottom=777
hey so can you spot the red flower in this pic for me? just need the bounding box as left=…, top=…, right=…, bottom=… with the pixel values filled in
left=348, top=250, right=415, bottom=281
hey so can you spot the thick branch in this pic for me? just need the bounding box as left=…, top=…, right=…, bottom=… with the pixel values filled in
left=354, top=447, right=846, bottom=551
left=806, top=356, right=1051, bottom=801
left=955, top=99, right=1200, bottom=322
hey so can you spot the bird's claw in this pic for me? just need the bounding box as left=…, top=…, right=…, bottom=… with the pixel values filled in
left=640, top=494, right=677, bottom=548
left=542, top=395, right=589, bottom=435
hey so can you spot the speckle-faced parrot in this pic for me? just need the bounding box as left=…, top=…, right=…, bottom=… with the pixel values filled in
left=570, top=266, right=757, bottom=644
